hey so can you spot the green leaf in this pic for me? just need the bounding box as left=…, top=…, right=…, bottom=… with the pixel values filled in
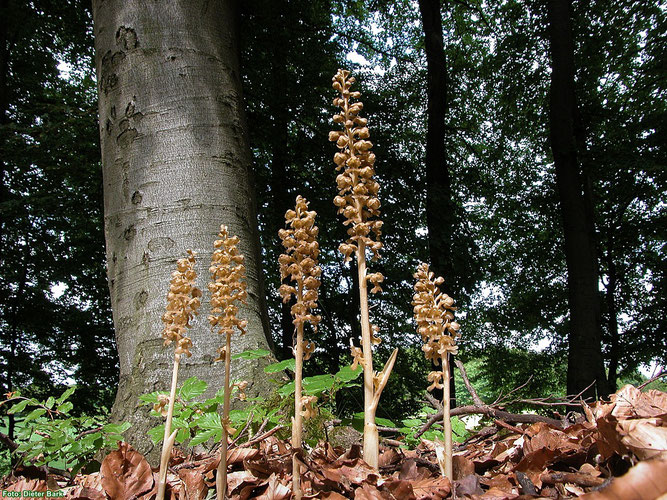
left=401, top=419, right=423, bottom=427
left=189, top=428, right=217, bottom=447
left=138, top=391, right=164, bottom=404
left=103, top=422, right=131, bottom=434
left=228, top=409, right=251, bottom=424
left=8, top=399, right=30, bottom=414
left=23, top=408, right=46, bottom=423
left=45, top=397, right=55, bottom=409
left=232, top=348, right=270, bottom=360
left=175, top=427, right=189, bottom=444
left=180, top=377, right=207, bottom=401
left=56, top=387, right=76, bottom=405
left=147, top=425, right=165, bottom=444
left=57, top=401, right=73, bottom=414
left=278, top=381, right=295, bottom=397
left=264, top=359, right=295, bottom=373
left=198, top=413, right=221, bottom=430
left=302, top=374, right=335, bottom=395
left=334, top=365, right=362, bottom=383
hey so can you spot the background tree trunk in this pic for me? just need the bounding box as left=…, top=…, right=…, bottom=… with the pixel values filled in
left=547, top=0, right=609, bottom=399
left=418, top=0, right=456, bottom=407
left=92, top=0, right=274, bottom=459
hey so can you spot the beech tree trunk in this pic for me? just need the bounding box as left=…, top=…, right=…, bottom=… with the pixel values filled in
left=92, top=0, right=274, bottom=459
left=547, top=0, right=609, bottom=399
left=418, top=0, right=456, bottom=407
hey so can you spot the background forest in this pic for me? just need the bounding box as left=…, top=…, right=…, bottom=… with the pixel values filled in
left=0, top=0, right=664, bottom=434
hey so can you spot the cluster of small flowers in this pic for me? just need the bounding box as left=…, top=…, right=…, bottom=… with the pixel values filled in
left=329, top=69, right=383, bottom=263
left=278, top=195, right=322, bottom=340
left=412, top=263, right=460, bottom=391
left=161, top=250, right=202, bottom=357
left=208, top=225, right=249, bottom=362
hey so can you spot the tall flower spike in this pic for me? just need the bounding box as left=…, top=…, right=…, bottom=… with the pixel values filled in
left=412, top=262, right=461, bottom=481
left=157, top=250, right=201, bottom=500
left=278, top=195, right=322, bottom=332
left=330, top=69, right=384, bottom=263
left=330, top=69, right=397, bottom=471
left=208, top=225, right=248, bottom=341
left=208, top=225, right=248, bottom=500
left=161, top=249, right=202, bottom=357
left=279, top=195, right=321, bottom=500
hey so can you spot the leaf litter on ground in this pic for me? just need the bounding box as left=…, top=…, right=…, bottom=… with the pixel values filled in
left=3, top=383, right=667, bottom=499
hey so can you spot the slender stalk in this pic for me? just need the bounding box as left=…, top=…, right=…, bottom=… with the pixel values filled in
left=216, top=332, right=232, bottom=500
left=442, top=354, right=453, bottom=479
left=157, top=353, right=181, bottom=500
left=355, top=240, right=379, bottom=468
left=278, top=197, right=321, bottom=498
left=292, top=319, right=304, bottom=499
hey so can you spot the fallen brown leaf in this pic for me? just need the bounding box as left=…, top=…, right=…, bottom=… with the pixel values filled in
left=579, top=458, right=667, bottom=500
left=100, top=442, right=153, bottom=500
left=255, top=473, right=291, bottom=500
left=410, top=476, right=451, bottom=500
left=65, top=485, right=108, bottom=500
left=5, top=477, right=48, bottom=492
left=177, top=468, right=207, bottom=500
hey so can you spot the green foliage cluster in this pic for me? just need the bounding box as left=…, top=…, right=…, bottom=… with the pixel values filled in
left=141, top=350, right=364, bottom=450
left=0, top=388, right=128, bottom=477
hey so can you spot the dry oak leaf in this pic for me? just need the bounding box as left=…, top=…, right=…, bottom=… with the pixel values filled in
left=409, top=476, right=451, bottom=500
left=227, top=447, right=261, bottom=465
left=318, top=492, right=348, bottom=500
left=5, top=477, right=47, bottom=492
left=100, top=441, right=154, bottom=499
left=177, top=468, right=207, bottom=500
left=472, top=487, right=519, bottom=500
left=65, top=485, right=108, bottom=500
left=382, top=479, right=417, bottom=499
left=616, top=417, right=667, bottom=460
left=579, top=458, right=667, bottom=500
left=226, top=470, right=261, bottom=496
left=353, top=482, right=393, bottom=500
left=254, top=473, right=291, bottom=500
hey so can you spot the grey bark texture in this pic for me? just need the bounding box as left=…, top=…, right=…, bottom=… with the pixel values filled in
left=91, top=0, right=276, bottom=461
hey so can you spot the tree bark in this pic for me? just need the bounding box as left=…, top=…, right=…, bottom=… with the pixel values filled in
left=418, top=0, right=456, bottom=408
left=92, top=0, right=274, bottom=460
left=547, top=0, right=609, bottom=399
left=604, top=238, right=620, bottom=392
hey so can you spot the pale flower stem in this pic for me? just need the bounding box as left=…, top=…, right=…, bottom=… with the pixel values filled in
left=157, top=353, right=181, bottom=500
left=442, top=354, right=453, bottom=479
left=356, top=240, right=378, bottom=469
left=216, top=332, right=232, bottom=500
left=292, top=318, right=304, bottom=499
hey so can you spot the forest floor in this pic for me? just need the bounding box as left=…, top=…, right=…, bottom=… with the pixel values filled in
left=2, top=383, right=666, bottom=499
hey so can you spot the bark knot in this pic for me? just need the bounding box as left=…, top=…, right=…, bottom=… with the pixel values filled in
left=116, top=26, right=139, bottom=50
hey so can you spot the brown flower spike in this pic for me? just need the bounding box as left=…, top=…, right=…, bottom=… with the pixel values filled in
left=413, top=262, right=461, bottom=480
left=157, top=250, right=201, bottom=500
left=330, top=69, right=397, bottom=470
left=161, top=249, right=202, bottom=357
left=330, top=70, right=383, bottom=264
left=279, top=195, right=321, bottom=500
left=208, top=225, right=248, bottom=500
left=278, top=195, right=322, bottom=332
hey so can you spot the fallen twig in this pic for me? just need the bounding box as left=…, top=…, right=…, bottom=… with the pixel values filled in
left=238, top=425, right=285, bottom=448
left=638, top=370, right=666, bottom=390
left=541, top=471, right=606, bottom=488
left=416, top=403, right=565, bottom=438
